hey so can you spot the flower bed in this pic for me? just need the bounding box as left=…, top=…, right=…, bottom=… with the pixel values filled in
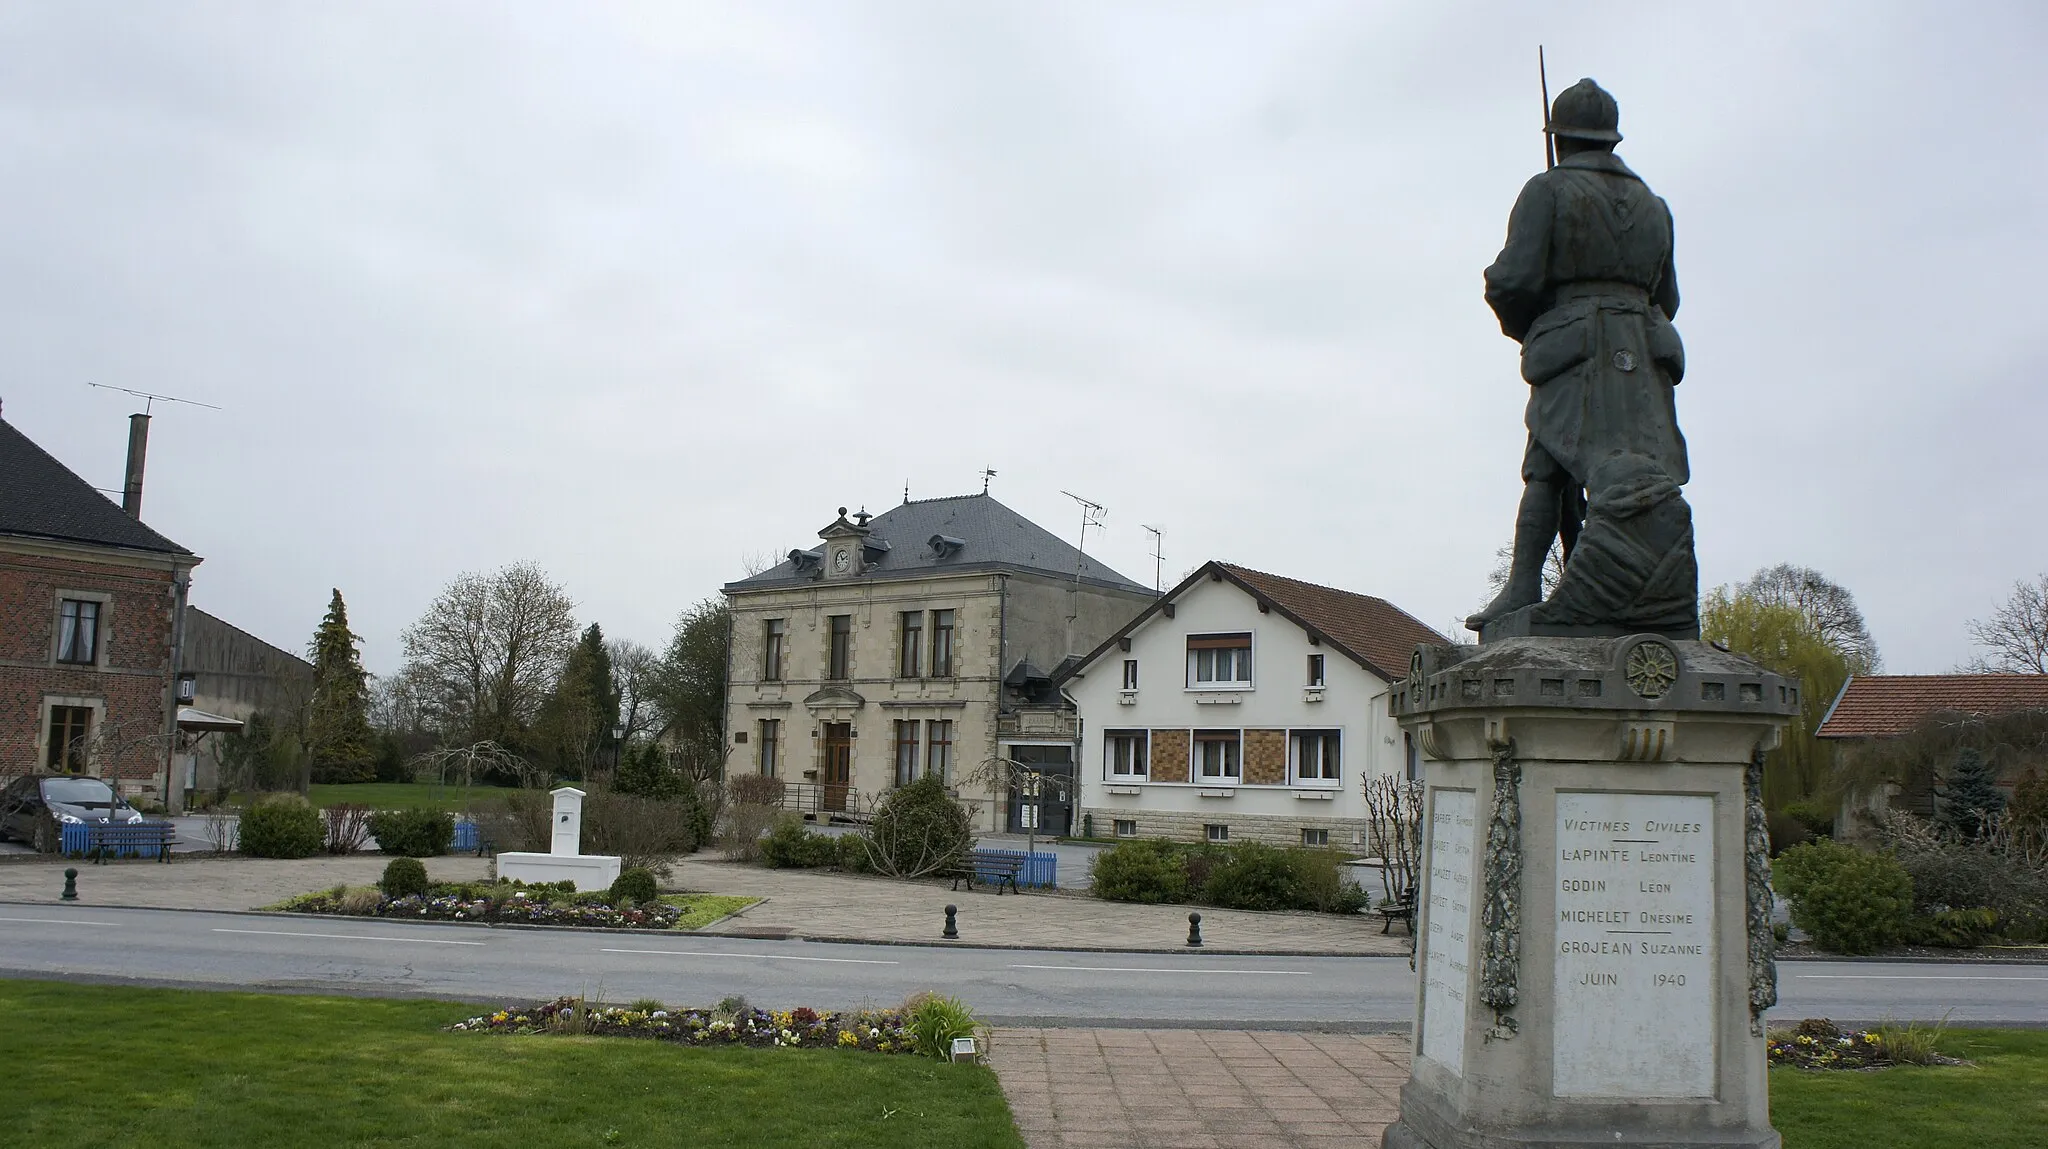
left=453, top=997, right=920, bottom=1054
left=275, top=883, right=754, bottom=931
left=1768, top=1018, right=1966, bottom=1070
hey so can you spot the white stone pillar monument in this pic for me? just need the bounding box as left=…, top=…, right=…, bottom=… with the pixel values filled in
left=550, top=786, right=585, bottom=856
left=1383, top=635, right=1794, bottom=1149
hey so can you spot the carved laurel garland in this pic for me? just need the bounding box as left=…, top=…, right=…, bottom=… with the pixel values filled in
left=1478, top=737, right=1522, bottom=1037
left=1744, top=746, right=1779, bottom=1036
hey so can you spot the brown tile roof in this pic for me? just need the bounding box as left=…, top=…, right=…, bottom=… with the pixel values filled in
left=1815, top=674, right=2048, bottom=739
left=1215, top=564, right=1450, bottom=682
left=1060, top=559, right=1450, bottom=687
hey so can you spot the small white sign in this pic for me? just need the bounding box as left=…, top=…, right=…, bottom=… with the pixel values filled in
left=1552, top=792, right=1716, bottom=1098
left=1419, top=788, right=1476, bottom=1074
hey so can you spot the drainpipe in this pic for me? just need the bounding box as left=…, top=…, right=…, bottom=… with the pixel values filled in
left=995, top=574, right=1008, bottom=834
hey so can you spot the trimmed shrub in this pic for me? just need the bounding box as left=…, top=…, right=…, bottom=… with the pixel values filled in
left=1765, top=810, right=1811, bottom=856
left=379, top=856, right=430, bottom=899
left=1773, top=839, right=1912, bottom=954
left=836, top=832, right=874, bottom=873
left=368, top=807, right=454, bottom=857
left=608, top=867, right=660, bottom=906
left=759, top=816, right=840, bottom=868
left=1289, top=849, right=1372, bottom=914
left=864, top=775, right=973, bottom=878
left=1202, top=841, right=1301, bottom=910
left=1090, top=839, right=1190, bottom=904
left=239, top=794, right=324, bottom=859
left=1781, top=799, right=1835, bottom=839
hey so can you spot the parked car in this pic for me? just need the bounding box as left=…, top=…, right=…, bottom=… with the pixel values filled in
left=0, top=774, right=144, bottom=851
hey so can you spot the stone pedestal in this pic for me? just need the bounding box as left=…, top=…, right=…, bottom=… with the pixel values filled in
left=1382, top=636, right=1796, bottom=1149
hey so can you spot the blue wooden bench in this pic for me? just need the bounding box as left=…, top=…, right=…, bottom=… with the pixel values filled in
left=64, top=820, right=175, bottom=863
left=949, top=849, right=1027, bottom=894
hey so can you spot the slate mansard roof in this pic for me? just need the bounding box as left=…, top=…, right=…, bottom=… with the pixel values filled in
left=0, top=415, right=191, bottom=556
left=1063, top=560, right=1450, bottom=685
left=1815, top=674, right=2048, bottom=740
left=724, top=493, right=1152, bottom=595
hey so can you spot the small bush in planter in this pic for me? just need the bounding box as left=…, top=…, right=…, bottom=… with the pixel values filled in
left=608, top=867, right=659, bottom=906
left=368, top=808, right=454, bottom=857
left=380, top=856, right=431, bottom=899
left=239, top=794, right=324, bottom=859
left=1773, top=839, right=1912, bottom=954
left=1202, top=841, right=1302, bottom=910
left=1090, top=839, right=1189, bottom=904
left=902, top=991, right=982, bottom=1061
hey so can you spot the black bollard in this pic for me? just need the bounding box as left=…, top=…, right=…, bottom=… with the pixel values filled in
left=943, top=904, right=959, bottom=940
left=1187, top=911, right=1203, bottom=947
left=61, top=868, right=79, bottom=902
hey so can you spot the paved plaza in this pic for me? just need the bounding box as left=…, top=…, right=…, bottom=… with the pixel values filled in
left=989, top=1027, right=1411, bottom=1148
left=0, top=852, right=1410, bottom=956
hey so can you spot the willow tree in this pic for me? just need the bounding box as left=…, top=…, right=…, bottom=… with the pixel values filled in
left=1702, top=573, right=1876, bottom=809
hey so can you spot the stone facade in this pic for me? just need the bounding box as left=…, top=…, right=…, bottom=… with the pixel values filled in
left=723, top=497, right=1154, bottom=833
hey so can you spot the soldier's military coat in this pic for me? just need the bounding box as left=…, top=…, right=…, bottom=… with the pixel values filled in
left=1483, top=150, right=1688, bottom=489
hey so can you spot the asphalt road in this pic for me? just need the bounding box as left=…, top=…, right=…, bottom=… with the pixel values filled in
left=2, top=903, right=2042, bottom=1027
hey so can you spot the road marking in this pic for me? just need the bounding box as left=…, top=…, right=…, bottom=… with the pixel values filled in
left=1009, top=964, right=1313, bottom=976
left=212, top=928, right=485, bottom=946
left=0, top=916, right=117, bottom=927
left=602, top=948, right=898, bottom=965
left=1795, top=975, right=2048, bottom=981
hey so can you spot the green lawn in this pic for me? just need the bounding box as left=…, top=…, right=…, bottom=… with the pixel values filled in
left=1771, top=1028, right=2048, bottom=1148
left=234, top=783, right=537, bottom=812
left=662, top=894, right=758, bottom=929
left=1, top=981, right=1023, bottom=1149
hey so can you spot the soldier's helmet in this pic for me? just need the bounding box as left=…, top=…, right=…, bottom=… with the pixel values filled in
left=1546, top=78, right=1622, bottom=144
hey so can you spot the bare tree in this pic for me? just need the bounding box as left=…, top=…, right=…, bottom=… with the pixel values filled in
left=1967, top=573, right=2048, bottom=674
left=409, top=740, right=547, bottom=791
left=1739, top=563, right=1880, bottom=672
left=960, top=754, right=1073, bottom=859
left=399, top=563, right=578, bottom=744
left=1363, top=775, right=1425, bottom=908
left=606, top=638, right=661, bottom=742
left=1482, top=540, right=1566, bottom=604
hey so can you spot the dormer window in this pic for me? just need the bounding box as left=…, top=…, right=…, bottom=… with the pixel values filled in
left=929, top=534, right=966, bottom=559
left=1187, top=633, right=1253, bottom=689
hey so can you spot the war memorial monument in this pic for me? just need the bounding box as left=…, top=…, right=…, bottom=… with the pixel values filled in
left=1380, top=79, right=1797, bottom=1149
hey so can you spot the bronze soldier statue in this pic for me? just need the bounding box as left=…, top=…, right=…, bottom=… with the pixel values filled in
left=1466, top=78, right=1699, bottom=640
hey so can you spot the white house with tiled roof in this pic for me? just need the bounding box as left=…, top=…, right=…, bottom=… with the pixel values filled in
left=1059, top=562, right=1447, bottom=848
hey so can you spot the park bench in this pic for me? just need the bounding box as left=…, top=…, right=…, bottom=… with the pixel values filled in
left=948, top=849, right=1027, bottom=895
left=74, top=820, right=175, bottom=863
left=1377, top=892, right=1416, bottom=935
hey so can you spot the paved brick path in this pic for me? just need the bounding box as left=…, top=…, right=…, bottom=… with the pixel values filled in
left=990, top=1027, right=1410, bottom=1148
left=0, top=853, right=1410, bottom=956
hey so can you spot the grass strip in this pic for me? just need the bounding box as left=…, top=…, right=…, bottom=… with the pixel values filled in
left=1770, top=1028, right=2048, bottom=1148
left=0, top=980, right=1022, bottom=1149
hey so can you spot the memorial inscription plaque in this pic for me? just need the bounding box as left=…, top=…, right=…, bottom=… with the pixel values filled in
left=1421, top=788, right=1477, bottom=1073
left=1553, top=791, right=1716, bottom=1098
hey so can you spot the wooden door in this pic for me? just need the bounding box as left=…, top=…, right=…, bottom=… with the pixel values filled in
left=822, top=723, right=852, bottom=813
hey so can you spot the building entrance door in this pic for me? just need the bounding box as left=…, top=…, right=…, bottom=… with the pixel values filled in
left=1004, top=744, right=1074, bottom=837
left=822, top=723, right=853, bottom=813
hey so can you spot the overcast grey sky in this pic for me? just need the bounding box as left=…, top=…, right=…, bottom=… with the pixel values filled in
left=4, top=2, right=2043, bottom=676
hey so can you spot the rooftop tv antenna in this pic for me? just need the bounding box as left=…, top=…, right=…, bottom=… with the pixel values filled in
left=1142, top=524, right=1164, bottom=593
left=1060, top=489, right=1107, bottom=626
left=86, top=382, right=223, bottom=414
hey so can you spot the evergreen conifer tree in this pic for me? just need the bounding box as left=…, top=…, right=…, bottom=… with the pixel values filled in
left=306, top=589, right=375, bottom=783
left=1936, top=747, right=2006, bottom=840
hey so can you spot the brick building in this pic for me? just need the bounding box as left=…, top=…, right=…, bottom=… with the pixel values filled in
left=1, top=411, right=200, bottom=806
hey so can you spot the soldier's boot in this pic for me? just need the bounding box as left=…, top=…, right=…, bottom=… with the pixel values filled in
left=1465, top=480, right=1561, bottom=632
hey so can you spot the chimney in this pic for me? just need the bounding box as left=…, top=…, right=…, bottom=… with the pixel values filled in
left=122, top=412, right=150, bottom=518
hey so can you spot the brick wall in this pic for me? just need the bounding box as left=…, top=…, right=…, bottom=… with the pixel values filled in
left=1149, top=728, right=1190, bottom=783
left=0, top=549, right=178, bottom=790
left=1244, top=729, right=1287, bottom=784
